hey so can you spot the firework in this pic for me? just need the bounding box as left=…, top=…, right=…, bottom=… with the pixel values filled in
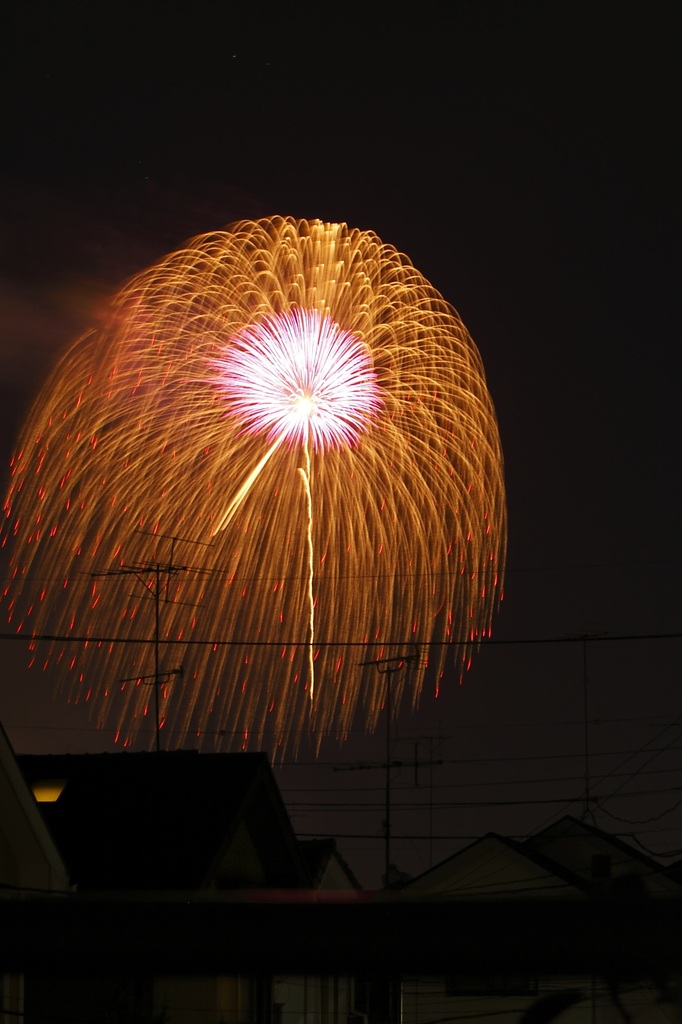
left=1, top=216, right=506, bottom=755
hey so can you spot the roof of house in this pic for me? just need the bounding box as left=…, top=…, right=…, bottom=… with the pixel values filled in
left=0, top=723, right=70, bottom=892
left=522, top=815, right=680, bottom=895
left=298, top=837, right=361, bottom=889
left=17, top=749, right=312, bottom=892
left=401, top=832, right=588, bottom=898
left=400, top=815, right=682, bottom=899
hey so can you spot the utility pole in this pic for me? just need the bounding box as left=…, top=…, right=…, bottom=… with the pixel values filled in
left=360, top=646, right=419, bottom=886
left=583, top=636, right=591, bottom=820
left=413, top=734, right=444, bottom=868
left=574, top=632, right=604, bottom=821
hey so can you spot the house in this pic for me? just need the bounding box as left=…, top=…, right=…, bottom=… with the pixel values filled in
left=524, top=814, right=681, bottom=897
left=399, top=815, right=682, bottom=1024
left=13, top=748, right=360, bottom=1024
left=0, top=724, right=69, bottom=894
left=16, top=749, right=312, bottom=892
left=0, top=723, right=70, bottom=1024
left=5, top=739, right=682, bottom=1024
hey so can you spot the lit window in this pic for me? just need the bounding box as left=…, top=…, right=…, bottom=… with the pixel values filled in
left=32, top=779, right=67, bottom=802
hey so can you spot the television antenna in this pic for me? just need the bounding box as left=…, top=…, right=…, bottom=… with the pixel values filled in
left=93, top=532, right=211, bottom=751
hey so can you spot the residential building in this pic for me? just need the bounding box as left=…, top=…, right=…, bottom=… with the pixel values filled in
left=399, top=815, right=682, bottom=1024
left=14, top=748, right=359, bottom=1024
left=0, top=723, right=70, bottom=1024
left=4, top=737, right=682, bottom=1024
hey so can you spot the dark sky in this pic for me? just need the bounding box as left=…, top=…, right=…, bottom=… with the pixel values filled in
left=1, top=0, right=680, bottom=887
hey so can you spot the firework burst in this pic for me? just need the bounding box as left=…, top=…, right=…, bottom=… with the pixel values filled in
left=1, top=216, right=506, bottom=755
left=212, top=307, right=381, bottom=452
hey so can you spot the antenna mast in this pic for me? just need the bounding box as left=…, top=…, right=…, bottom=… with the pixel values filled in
left=93, top=533, right=204, bottom=751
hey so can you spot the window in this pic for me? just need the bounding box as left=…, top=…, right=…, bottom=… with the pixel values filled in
left=31, top=779, right=67, bottom=802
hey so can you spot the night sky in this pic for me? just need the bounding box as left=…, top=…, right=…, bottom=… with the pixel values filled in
left=1, top=1, right=680, bottom=888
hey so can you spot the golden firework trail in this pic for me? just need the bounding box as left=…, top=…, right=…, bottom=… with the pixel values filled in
left=1, top=217, right=507, bottom=756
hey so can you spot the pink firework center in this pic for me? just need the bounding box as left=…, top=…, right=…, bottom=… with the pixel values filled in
left=212, top=308, right=382, bottom=450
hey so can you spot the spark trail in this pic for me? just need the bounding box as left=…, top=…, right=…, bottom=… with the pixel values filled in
left=298, top=441, right=316, bottom=699
left=212, top=435, right=286, bottom=536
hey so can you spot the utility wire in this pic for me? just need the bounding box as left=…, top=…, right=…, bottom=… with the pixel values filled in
left=2, top=629, right=681, bottom=647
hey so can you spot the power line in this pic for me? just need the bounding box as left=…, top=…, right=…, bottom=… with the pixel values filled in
left=2, top=629, right=681, bottom=648
left=3, top=555, right=680, bottom=587
left=6, top=715, right=682, bottom=767
left=282, top=786, right=682, bottom=813
left=280, top=764, right=682, bottom=796
left=294, top=821, right=682, bottom=844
